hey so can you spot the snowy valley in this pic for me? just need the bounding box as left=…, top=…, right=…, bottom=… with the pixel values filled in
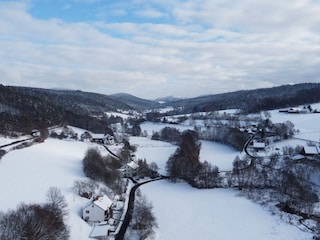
left=0, top=99, right=320, bottom=239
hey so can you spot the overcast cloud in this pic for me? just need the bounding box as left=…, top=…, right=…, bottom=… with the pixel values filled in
left=0, top=0, right=319, bottom=99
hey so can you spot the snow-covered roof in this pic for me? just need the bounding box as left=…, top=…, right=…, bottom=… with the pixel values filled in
left=252, top=142, right=265, bottom=149
left=127, top=161, right=139, bottom=170
left=303, top=146, right=319, bottom=155
left=91, top=133, right=105, bottom=139
left=94, top=195, right=113, bottom=211
left=292, top=154, right=305, bottom=161
left=288, top=108, right=301, bottom=113
left=90, top=224, right=114, bottom=238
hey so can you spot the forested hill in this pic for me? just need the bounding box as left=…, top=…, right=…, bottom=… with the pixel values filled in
left=167, top=83, right=320, bottom=113
left=109, top=93, right=161, bottom=110
left=12, top=87, right=133, bottom=114
left=0, top=86, right=134, bottom=135
left=1, top=83, right=320, bottom=135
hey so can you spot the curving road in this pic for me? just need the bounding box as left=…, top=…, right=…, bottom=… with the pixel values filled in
left=0, top=136, right=38, bottom=149
left=98, top=143, right=165, bottom=240
left=115, top=177, right=165, bottom=240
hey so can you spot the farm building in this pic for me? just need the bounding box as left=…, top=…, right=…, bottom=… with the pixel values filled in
left=80, top=131, right=114, bottom=145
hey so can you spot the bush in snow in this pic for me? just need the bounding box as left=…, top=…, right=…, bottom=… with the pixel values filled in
left=0, top=188, right=69, bottom=240
left=73, top=179, right=98, bottom=198
left=82, top=148, right=123, bottom=195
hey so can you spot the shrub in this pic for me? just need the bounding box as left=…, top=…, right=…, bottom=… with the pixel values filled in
left=0, top=189, right=69, bottom=240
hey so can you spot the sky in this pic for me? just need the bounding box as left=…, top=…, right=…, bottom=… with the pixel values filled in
left=0, top=0, right=319, bottom=99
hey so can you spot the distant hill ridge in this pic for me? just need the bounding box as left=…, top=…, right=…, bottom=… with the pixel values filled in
left=109, top=93, right=161, bottom=110
left=0, top=82, right=319, bottom=134
left=167, top=83, right=320, bottom=113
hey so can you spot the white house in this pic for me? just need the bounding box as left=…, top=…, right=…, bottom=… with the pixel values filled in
left=83, top=195, right=113, bottom=223
left=120, top=161, right=139, bottom=177
left=252, top=142, right=266, bottom=151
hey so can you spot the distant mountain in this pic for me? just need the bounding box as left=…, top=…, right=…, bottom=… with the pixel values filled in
left=165, top=83, right=320, bottom=114
left=154, top=96, right=183, bottom=103
left=110, top=93, right=160, bottom=110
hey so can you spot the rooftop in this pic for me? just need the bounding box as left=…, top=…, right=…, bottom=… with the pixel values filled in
left=94, top=195, right=113, bottom=211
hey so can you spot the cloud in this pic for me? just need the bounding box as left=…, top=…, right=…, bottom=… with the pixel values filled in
left=173, top=0, right=320, bottom=33
left=0, top=0, right=319, bottom=99
left=134, top=8, right=167, bottom=19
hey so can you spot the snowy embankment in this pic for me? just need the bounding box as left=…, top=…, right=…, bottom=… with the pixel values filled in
left=141, top=180, right=313, bottom=240
left=0, top=138, right=94, bottom=240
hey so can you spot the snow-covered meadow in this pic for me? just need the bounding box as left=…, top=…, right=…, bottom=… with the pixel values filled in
left=0, top=138, right=94, bottom=240
left=136, top=107, right=320, bottom=240
left=270, top=108, right=320, bottom=142
left=141, top=180, right=313, bottom=240
left=0, top=106, right=319, bottom=239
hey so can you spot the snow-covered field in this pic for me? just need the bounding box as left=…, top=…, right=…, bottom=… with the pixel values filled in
left=0, top=106, right=319, bottom=240
left=141, top=180, right=313, bottom=240
left=135, top=108, right=320, bottom=240
left=0, top=138, right=93, bottom=240
left=129, top=137, right=176, bottom=175
left=130, top=136, right=239, bottom=173
left=270, top=104, right=320, bottom=142
left=199, top=140, right=238, bottom=171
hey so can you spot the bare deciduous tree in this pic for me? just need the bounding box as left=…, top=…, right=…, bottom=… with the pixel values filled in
left=131, top=195, right=158, bottom=239
left=46, top=187, right=68, bottom=217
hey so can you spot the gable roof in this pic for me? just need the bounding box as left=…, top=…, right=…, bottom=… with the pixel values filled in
left=93, top=195, right=113, bottom=211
